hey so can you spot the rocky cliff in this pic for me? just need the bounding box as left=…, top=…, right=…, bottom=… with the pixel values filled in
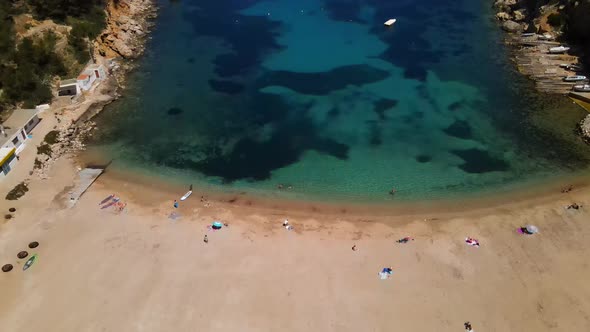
left=94, top=0, right=156, bottom=59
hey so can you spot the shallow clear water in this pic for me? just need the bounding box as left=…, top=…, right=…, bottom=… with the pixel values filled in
left=84, top=0, right=590, bottom=202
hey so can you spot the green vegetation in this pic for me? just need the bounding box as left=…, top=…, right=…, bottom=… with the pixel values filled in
left=34, top=157, right=42, bottom=169
left=0, top=0, right=106, bottom=113
left=44, top=130, right=60, bottom=145
left=6, top=182, right=29, bottom=200
left=37, top=143, right=52, bottom=156
left=547, top=12, right=565, bottom=27
left=564, top=0, right=590, bottom=47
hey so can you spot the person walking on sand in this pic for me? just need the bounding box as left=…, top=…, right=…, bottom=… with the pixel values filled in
left=173, top=200, right=179, bottom=209
left=464, top=322, right=473, bottom=331
left=352, top=245, right=357, bottom=251
left=203, top=235, right=208, bottom=244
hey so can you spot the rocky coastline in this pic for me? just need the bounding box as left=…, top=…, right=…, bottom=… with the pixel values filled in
left=33, top=0, right=157, bottom=178
left=492, top=0, right=590, bottom=143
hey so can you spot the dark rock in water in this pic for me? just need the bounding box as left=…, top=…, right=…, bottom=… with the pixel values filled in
left=186, top=57, right=195, bottom=64
left=167, top=107, right=183, bottom=116
left=209, top=79, right=245, bottom=94
left=443, top=120, right=472, bottom=139
left=373, top=98, right=399, bottom=121
left=257, top=65, right=389, bottom=95
left=366, top=121, right=382, bottom=146
left=452, top=148, right=509, bottom=173
left=416, top=155, right=431, bottom=163
left=448, top=101, right=463, bottom=111
left=323, top=0, right=365, bottom=23
left=327, top=107, right=340, bottom=118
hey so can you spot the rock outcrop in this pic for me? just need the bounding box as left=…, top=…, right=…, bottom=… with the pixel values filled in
left=578, top=115, right=590, bottom=145
left=513, top=9, right=526, bottom=22
left=496, top=12, right=512, bottom=21
left=94, top=0, right=156, bottom=59
left=502, top=20, right=523, bottom=32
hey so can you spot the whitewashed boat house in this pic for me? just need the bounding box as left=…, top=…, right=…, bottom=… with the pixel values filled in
left=0, top=109, right=41, bottom=178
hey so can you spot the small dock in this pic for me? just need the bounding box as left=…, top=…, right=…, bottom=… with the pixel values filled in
left=569, top=91, right=590, bottom=113
left=507, top=35, right=584, bottom=94
left=66, top=167, right=106, bottom=208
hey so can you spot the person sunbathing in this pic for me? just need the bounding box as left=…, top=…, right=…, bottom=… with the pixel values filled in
left=396, top=237, right=414, bottom=243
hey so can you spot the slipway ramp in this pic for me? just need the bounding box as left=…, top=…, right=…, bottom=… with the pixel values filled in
left=67, top=167, right=105, bottom=208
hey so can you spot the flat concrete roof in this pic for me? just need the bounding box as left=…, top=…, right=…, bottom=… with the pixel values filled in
left=87, top=64, right=104, bottom=70
left=1, top=109, right=38, bottom=146
left=60, top=78, right=78, bottom=86
left=3, top=109, right=38, bottom=129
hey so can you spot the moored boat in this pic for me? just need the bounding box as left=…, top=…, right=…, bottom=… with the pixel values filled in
left=384, top=18, right=396, bottom=26
left=549, top=46, right=570, bottom=54
left=538, top=33, right=554, bottom=40
left=564, top=75, right=587, bottom=82
left=573, top=84, right=590, bottom=92
left=567, top=64, right=583, bottom=72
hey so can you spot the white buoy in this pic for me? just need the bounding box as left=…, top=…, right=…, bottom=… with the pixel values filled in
left=384, top=18, right=397, bottom=27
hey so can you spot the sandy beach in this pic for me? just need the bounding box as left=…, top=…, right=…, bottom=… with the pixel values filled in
left=1, top=157, right=590, bottom=331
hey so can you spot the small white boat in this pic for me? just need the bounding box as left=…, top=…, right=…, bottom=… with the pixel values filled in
left=567, top=64, right=583, bottom=72
left=564, top=75, right=587, bottom=82
left=559, top=63, right=569, bottom=68
left=573, top=84, right=590, bottom=92
left=549, top=46, right=570, bottom=54
left=538, top=33, right=554, bottom=40
left=521, top=32, right=535, bottom=37
left=180, top=184, right=193, bottom=201
left=384, top=18, right=397, bottom=27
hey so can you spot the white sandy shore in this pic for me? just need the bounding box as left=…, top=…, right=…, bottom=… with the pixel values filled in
left=1, top=157, right=590, bottom=331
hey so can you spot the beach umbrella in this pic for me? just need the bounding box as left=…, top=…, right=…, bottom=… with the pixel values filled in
left=525, top=225, right=539, bottom=234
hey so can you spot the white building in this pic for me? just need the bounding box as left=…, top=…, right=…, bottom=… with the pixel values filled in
left=0, top=109, right=41, bottom=179
left=76, top=63, right=107, bottom=91
left=58, top=78, right=81, bottom=96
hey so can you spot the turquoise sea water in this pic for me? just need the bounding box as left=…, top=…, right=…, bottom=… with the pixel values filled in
left=84, top=0, right=590, bottom=202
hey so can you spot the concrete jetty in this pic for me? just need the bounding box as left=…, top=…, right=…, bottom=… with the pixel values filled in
left=66, top=167, right=105, bottom=208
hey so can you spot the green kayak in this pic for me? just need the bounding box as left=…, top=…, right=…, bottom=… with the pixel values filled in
left=23, top=254, right=37, bottom=271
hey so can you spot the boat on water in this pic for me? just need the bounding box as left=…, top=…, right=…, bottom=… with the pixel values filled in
left=564, top=75, right=587, bottom=82
left=567, top=64, right=583, bottom=72
left=538, top=33, right=554, bottom=40
left=573, top=84, right=590, bottom=92
left=384, top=18, right=396, bottom=27
left=549, top=46, right=570, bottom=54
left=521, top=32, right=535, bottom=37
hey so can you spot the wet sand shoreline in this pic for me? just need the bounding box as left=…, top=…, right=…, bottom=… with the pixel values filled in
left=94, top=162, right=590, bottom=220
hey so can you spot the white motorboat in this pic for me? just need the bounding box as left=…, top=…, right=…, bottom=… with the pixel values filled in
left=538, top=33, right=554, bottom=40
left=549, top=46, right=570, bottom=54
left=573, top=84, right=590, bottom=92
left=564, top=75, right=587, bottom=82
left=521, top=32, right=535, bottom=37
left=567, top=64, right=583, bottom=72
left=384, top=18, right=396, bottom=26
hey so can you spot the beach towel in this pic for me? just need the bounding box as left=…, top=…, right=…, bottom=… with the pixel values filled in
left=465, top=237, right=480, bottom=247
